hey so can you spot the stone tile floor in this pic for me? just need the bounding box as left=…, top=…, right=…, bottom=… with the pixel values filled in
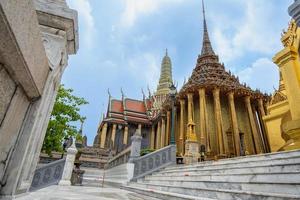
left=16, top=185, right=157, bottom=200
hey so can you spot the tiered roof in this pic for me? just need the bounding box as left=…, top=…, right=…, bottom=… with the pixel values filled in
left=102, top=96, right=151, bottom=126
left=179, top=1, right=265, bottom=99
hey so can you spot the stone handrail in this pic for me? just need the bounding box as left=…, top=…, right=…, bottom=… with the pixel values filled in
left=30, top=158, right=66, bottom=191
left=131, top=145, right=176, bottom=181
left=107, top=146, right=131, bottom=169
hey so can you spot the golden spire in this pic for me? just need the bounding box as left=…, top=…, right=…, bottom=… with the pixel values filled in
left=201, top=0, right=215, bottom=56
left=156, top=49, right=173, bottom=95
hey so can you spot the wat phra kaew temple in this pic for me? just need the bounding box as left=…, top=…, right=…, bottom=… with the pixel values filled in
left=90, top=4, right=272, bottom=164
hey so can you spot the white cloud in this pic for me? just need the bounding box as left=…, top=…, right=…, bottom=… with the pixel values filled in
left=121, top=0, right=184, bottom=27
left=127, top=53, right=160, bottom=90
left=212, top=0, right=283, bottom=63
left=237, top=58, right=279, bottom=94
left=67, top=0, right=96, bottom=49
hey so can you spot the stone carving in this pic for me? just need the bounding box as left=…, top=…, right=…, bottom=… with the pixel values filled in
left=29, top=158, right=65, bottom=191
left=131, top=145, right=176, bottom=181
left=42, top=31, right=66, bottom=70
left=271, top=91, right=288, bottom=105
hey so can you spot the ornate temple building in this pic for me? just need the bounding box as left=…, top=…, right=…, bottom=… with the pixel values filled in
left=263, top=18, right=300, bottom=152
left=93, top=51, right=173, bottom=154
left=154, top=5, right=270, bottom=162
left=92, top=2, right=272, bottom=162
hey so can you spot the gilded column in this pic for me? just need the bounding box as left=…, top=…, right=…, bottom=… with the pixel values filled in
left=161, top=117, right=166, bottom=147
left=166, top=111, right=171, bottom=146
left=179, top=99, right=185, bottom=155
left=123, top=126, right=129, bottom=145
left=184, top=93, right=199, bottom=163
left=150, top=126, right=155, bottom=149
left=258, top=98, right=266, bottom=117
left=111, top=124, right=117, bottom=148
left=187, top=93, right=197, bottom=141
left=156, top=121, right=161, bottom=149
left=258, top=98, right=269, bottom=152
left=228, top=91, right=241, bottom=156
left=198, top=88, right=207, bottom=146
left=245, top=96, right=262, bottom=153
left=100, top=123, right=108, bottom=148
left=213, top=88, right=225, bottom=155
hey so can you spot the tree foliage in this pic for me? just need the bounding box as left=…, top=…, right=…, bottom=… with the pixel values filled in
left=42, top=85, right=88, bottom=156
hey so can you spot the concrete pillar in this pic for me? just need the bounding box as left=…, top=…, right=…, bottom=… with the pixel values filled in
left=123, top=126, right=129, bottom=145
left=166, top=111, right=171, bottom=146
left=111, top=124, right=117, bottom=148
left=160, top=117, right=166, bottom=148
left=179, top=99, right=185, bottom=155
left=100, top=123, right=108, bottom=148
left=245, top=96, right=262, bottom=153
left=228, top=91, right=241, bottom=156
left=213, top=88, right=226, bottom=155
left=59, top=141, right=78, bottom=186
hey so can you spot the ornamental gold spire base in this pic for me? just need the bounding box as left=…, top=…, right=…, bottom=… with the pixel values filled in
left=279, top=119, right=300, bottom=151
left=184, top=122, right=200, bottom=164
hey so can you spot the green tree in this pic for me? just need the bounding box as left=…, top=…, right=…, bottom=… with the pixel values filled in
left=42, top=85, right=88, bottom=156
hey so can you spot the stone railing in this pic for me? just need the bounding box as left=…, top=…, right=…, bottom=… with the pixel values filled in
left=107, top=146, right=131, bottom=169
left=29, top=158, right=66, bottom=191
left=131, top=144, right=176, bottom=181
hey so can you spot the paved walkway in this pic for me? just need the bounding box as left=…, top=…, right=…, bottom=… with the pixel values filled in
left=16, top=185, right=155, bottom=200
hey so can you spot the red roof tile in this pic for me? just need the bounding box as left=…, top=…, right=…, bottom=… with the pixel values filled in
left=125, top=99, right=146, bottom=113
left=111, top=100, right=124, bottom=113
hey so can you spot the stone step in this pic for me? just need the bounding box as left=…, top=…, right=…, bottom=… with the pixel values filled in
left=127, top=182, right=300, bottom=200
left=144, top=172, right=300, bottom=184
left=152, top=163, right=300, bottom=176
left=82, top=177, right=103, bottom=187
left=161, top=155, right=300, bottom=173
left=123, top=185, right=214, bottom=200
left=166, top=150, right=300, bottom=171
left=127, top=192, right=164, bottom=200
left=139, top=179, right=300, bottom=195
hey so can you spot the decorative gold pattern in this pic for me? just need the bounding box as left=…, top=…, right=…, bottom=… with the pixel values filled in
left=281, top=20, right=297, bottom=47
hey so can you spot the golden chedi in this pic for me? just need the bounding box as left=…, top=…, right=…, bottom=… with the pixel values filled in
left=264, top=20, right=300, bottom=151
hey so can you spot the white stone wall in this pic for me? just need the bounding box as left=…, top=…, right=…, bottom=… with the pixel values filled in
left=0, top=0, right=78, bottom=198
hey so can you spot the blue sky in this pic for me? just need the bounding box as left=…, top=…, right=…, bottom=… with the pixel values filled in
left=64, top=0, right=292, bottom=145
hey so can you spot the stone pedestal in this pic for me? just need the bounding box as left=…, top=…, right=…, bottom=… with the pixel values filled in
left=129, top=131, right=142, bottom=162
left=59, top=141, right=78, bottom=186
left=184, top=140, right=200, bottom=164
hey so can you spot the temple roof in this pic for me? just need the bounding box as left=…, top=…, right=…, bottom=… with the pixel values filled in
left=101, top=96, right=152, bottom=126
left=179, top=1, right=264, bottom=98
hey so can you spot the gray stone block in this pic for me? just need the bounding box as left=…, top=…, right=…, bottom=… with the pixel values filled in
left=0, top=66, right=15, bottom=124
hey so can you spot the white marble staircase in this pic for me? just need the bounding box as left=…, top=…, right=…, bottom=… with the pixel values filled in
left=81, top=167, right=103, bottom=187
left=123, top=150, right=300, bottom=200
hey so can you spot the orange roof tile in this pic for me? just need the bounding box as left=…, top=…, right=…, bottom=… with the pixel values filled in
left=125, top=99, right=146, bottom=113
